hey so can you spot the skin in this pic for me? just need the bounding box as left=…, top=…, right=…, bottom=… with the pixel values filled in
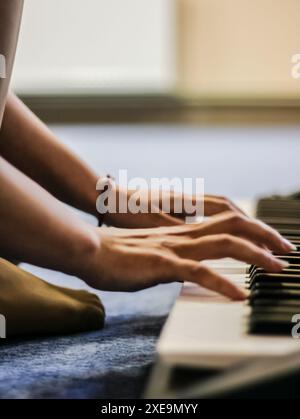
left=0, top=95, right=294, bottom=300
left=0, top=0, right=294, bottom=302
left=0, top=95, right=246, bottom=227
left=83, top=214, right=291, bottom=299
left=0, top=258, right=104, bottom=336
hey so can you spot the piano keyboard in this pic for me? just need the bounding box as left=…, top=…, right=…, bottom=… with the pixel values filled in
left=249, top=197, right=300, bottom=335
left=157, top=198, right=300, bottom=369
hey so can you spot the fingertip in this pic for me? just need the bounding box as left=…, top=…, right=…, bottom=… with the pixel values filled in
left=220, top=279, right=248, bottom=301
left=279, top=260, right=290, bottom=268
left=267, top=258, right=289, bottom=273
left=279, top=238, right=296, bottom=253
left=230, top=287, right=248, bottom=301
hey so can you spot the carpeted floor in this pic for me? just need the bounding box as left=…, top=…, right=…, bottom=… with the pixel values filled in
left=0, top=265, right=180, bottom=399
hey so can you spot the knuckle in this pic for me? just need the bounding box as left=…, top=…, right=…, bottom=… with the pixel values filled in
left=264, top=228, right=276, bottom=242
left=219, top=204, right=228, bottom=214
left=190, top=263, right=208, bottom=279
left=230, top=213, right=241, bottom=224
left=220, top=196, right=232, bottom=206
left=219, top=201, right=230, bottom=211
left=258, top=247, right=270, bottom=260
left=161, top=239, right=183, bottom=255
left=218, top=233, right=234, bottom=248
left=228, top=213, right=245, bottom=229
left=255, top=219, right=275, bottom=239
left=196, top=264, right=208, bottom=275
left=250, top=244, right=266, bottom=261
left=151, top=254, right=177, bottom=279
left=160, top=238, right=173, bottom=249
left=153, top=253, right=168, bottom=264
left=265, top=224, right=279, bottom=239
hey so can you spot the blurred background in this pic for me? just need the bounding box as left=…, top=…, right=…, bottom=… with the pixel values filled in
left=10, top=0, right=300, bottom=200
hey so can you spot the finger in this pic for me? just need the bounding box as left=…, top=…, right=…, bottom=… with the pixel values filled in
left=105, top=211, right=184, bottom=235
left=187, top=212, right=294, bottom=253
left=224, top=214, right=294, bottom=253
left=150, top=211, right=184, bottom=227
left=108, top=222, right=195, bottom=239
left=168, top=192, right=200, bottom=218
left=224, top=199, right=247, bottom=216
left=204, top=195, right=247, bottom=216
left=164, top=234, right=289, bottom=273
left=166, top=258, right=247, bottom=300
left=169, top=193, right=246, bottom=218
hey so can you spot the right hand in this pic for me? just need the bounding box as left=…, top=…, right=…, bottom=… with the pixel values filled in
left=82, top=212, right=294, bottom=300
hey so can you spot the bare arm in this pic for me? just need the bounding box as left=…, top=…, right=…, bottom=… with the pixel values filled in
left=0, top=94, right=246, bottom=228
left=0, top=156, right=98, bottom=275
left=0, top=156, right=293, bottom=299
left=0, top=93, right=99, bottom=216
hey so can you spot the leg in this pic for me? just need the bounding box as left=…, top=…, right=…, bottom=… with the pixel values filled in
left=0, top=258, right=105, bottom=336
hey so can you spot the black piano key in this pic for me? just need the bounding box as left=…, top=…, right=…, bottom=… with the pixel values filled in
left=248, top=268, right=300, bottom=281
left=251, top=282, right=300, bottom=291
left=249, top=288, right=300, bottom=302
left=289, top=244, right=300, bottom=250
left=282, top=237, right=300, bottom=243
left=249, top=272, right=300, bottom=288
left=276, top=251, right=300, bottom=257
left=251, top=306, right=300, bottom=315
left=277, top=229, right=300, bottom=236
left=268, top=224, right=300, bottom=231
left=275, top=255, right=300, bottom=264
left=249, top=266, right=300, bottom=277
left=249, top=314, right=295, bottom=335
left=248, top=197, right=300, bottom=335
left=250, top=298, right=300, bottom=308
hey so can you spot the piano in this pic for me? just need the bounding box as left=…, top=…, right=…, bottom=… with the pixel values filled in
left=145, top=197, right=300, bottom=398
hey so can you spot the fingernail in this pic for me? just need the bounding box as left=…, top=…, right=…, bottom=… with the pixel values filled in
left=277, top=260, right=290, bottom=268
left=243, top=289, right=250, bottom=299
left=233, top=288, right=248, bottom=301
left=282, top=238, right=296, bottom=251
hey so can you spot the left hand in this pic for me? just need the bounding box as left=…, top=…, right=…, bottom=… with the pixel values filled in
left=202, top=194, right=246, bottom=217
left=99, top=186, right=246, bottom=229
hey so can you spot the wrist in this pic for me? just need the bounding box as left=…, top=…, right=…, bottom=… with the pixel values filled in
left=67, top=225, right=101, bottom=281
left=96, top=177, right=119, bottom=227
left=85, top=175, right=101, bottom=218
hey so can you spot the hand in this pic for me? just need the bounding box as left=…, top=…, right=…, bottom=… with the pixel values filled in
left=81, top=212, right=294, bottom=300
left=100, top=186, right=246, bottom=229
left=203, top=194, right=246, bottom=216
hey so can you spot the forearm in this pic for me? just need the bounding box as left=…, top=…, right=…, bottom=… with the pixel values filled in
left=0, top=156, right=99, bottom=276
left=0, top=94, right=99, bottom=216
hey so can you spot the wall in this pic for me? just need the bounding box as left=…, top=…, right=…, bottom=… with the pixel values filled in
left=177, top=0, right=300, bottom=100
left=12, top=0, right=176, bottom=95
left=11, top=0, right=300, bottom=102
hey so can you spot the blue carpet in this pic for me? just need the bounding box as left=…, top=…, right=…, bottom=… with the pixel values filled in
left=0, top=265, right=180, bottom=399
